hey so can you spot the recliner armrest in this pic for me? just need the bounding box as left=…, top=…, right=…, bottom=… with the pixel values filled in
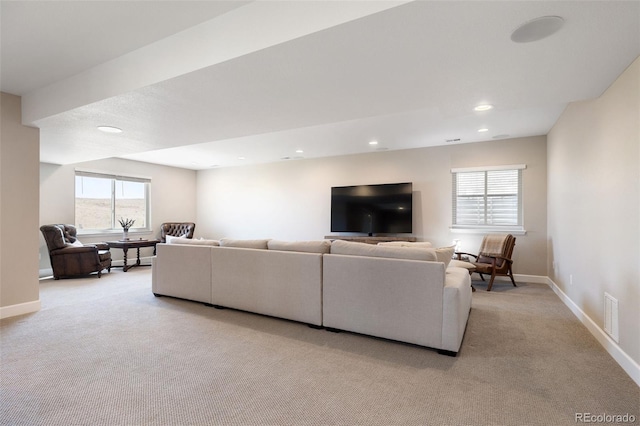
left=51, top=246, right=98, bottom=255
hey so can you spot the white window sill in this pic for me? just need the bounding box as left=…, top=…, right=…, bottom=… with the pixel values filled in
left=450, top=227, right=527, bottom=236
left=77, top=229, right=154, bottom=239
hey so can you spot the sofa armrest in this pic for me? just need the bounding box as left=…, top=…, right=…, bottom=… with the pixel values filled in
left=441, top=267, right=472, bottom=352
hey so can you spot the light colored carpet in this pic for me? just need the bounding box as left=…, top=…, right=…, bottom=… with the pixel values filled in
left=1, top=268, right=638, bottom=425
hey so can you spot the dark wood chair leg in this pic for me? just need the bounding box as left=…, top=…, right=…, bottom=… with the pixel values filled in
left=487, top=272, right=497, bottom=291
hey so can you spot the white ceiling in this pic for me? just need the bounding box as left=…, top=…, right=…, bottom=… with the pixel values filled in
left=2, top=1, right=639, bottom=170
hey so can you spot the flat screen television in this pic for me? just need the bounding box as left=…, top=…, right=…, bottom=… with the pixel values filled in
left=331, top=182, right=413, bottom=235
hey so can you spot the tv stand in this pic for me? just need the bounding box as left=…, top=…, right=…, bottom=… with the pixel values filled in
left=325, top=235, right=417, bottom=245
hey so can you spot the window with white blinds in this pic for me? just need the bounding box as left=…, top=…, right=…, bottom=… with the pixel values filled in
left=452, top=165, right=525, bottom=230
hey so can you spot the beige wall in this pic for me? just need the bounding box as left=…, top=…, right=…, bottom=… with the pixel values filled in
left=1, top=92, right=40, bottom=314
left=197, top=135, right=547, bottom=275
left=548, top=57, right=640, bottom=366
left=40, top=158, right=197, bottom=269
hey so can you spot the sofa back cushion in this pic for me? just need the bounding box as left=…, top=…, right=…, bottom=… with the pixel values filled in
left=377, top=241, right=432, bottom=248
left=330, top=239, right=437, bottom=261
left=219, top=238, right=270, bottom=249
left=268, top=239, right=332, bottom=254
left=166, top=235, right=219, bottom=246
left=434, top=245, right=455, bottom=269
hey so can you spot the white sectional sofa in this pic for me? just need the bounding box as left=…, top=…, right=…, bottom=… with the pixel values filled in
left=153, top=238, right=328, bottom=326
left=151, top=238, right=472, bottom=355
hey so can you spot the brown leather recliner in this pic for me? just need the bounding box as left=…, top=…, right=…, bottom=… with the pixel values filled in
left=160, top=222, right=196, bottom=243
left=40, top=224, right=112, bottom=279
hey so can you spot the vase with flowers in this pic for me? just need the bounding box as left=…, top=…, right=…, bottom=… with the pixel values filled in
left=119, top=218, right=135, bottom=241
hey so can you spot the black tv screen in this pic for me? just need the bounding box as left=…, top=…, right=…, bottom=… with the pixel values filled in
left=331, top=182, right=413, bottom=235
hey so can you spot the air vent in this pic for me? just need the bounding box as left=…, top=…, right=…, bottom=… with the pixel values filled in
left=604, top=292, right=619, bottom=343
left=446, top=138, right=461, bottom=143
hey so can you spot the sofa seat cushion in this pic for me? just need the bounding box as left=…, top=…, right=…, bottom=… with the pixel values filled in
left=268, top=239, right=331, bottom=254
left=330, top=239, right=437, bottom=261
left=219, top=238, right=270, bottom=249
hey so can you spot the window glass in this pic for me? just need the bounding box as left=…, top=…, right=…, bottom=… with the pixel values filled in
left=75, top=172, right=150, bottom=232
left=452, top=167, right=523, bottom=229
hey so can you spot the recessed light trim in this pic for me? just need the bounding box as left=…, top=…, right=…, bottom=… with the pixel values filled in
left=295, top=149, right=304, bottom=154
left=474, top=104, right=493, bottom=112
left=511, top=16, right=564, bottom=43
left=369, top=140, right=378, bottom=146
left=478, top=128, right=489, bottom=133
left=97, top=126, right=122, bottom=133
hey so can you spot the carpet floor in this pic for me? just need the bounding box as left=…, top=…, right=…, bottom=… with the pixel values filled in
left=1, top=268, right=638, bottom=425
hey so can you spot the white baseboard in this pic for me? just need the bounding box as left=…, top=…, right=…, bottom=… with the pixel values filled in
left=546, top=277, right=640, bottom=387
left=0, top=299, right=41, bottom=319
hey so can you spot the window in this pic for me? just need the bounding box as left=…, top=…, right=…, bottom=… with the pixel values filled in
left=75, top=171, right=150, bottom=233
left=451, top=165, right=525, bottom=231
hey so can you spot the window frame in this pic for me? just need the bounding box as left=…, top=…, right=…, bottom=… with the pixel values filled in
left=74, top=170, right=151, bottom=236
left=450, top=164, right=526, bottom=235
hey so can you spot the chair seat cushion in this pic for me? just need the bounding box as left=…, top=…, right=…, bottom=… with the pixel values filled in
left=473, top=263, right=495, bottom=274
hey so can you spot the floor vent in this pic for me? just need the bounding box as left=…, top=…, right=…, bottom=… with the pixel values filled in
left=604, top=292, right=619, bottom=343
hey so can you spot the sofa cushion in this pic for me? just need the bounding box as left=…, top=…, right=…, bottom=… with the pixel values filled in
left=330, top=239, right=437, bottom=261
left=165, top=235, right=188, bottom=244
left=219, top=238, right=270, bottom=249
left=435, top=245, right=456, bottom=269
left=449, top=259, right=476, bottom=271
left=171, top=237, right=220, bottom=246
left=377, top=241, right=433, bottom=248
left=268, top=239, right=331, bottom=254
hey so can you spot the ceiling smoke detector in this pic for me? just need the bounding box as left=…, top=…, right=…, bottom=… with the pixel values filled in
left=511, top=16, right=565, bottom=43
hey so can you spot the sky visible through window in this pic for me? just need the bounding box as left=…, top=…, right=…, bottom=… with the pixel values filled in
left=75, top=177, right=145, bottom=199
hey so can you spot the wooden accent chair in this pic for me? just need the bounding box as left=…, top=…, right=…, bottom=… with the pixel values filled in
left=455, top=234, right=516, bottom=291
left=40, top=224, right=112, bottom=279
left=160, top=222, right=196, bottom=243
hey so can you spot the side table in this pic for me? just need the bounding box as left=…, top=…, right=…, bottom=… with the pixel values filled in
left=106, top=239, right=160, bottom=272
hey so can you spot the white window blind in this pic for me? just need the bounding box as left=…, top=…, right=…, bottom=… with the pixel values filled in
left=452, top=165, right=524, bottom=230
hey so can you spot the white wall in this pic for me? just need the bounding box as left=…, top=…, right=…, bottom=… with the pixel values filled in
left=40, top=158, right=197, bottom=269
left=547, top=57, right=640, bottom=368
left=1, top=92, right=40, bottom=316
left=197, top=136, right=547, bottom=275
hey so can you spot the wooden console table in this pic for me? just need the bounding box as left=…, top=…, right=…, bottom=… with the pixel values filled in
left=324, top=236, right=417, bottom=245
left=106, top=239, right=160, bottom=272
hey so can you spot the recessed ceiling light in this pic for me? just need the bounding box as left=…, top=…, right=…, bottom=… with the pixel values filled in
left=478, top=128, right=489, bottom=133
left=369, top=140, right=378, bottom=145
left=97, top=126, right=122, bottom=133
left=296, top=149, right=304, bottom=154
left=474, top=104, right=493, bottom=112
left=511, top=16, right=564, bottom=43
left=238, top=156, right=246, bottom=160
